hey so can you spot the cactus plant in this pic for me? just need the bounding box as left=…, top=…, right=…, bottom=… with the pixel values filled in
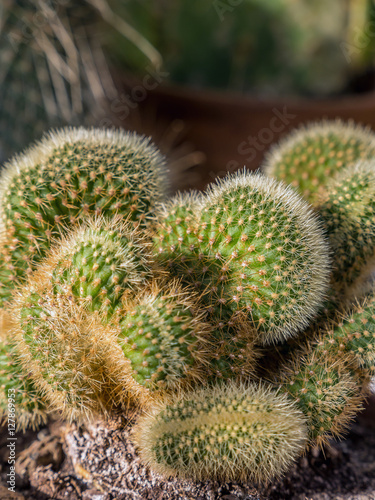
left=133, top=381, right=308, bottom=484
left=263, top=120, right=375, bottom=203
left=155, top=170, right=330, bottom=344
left=116, top=280, right=214, bottom=398
left=277, top=347, right=364, bottom=447
left=50, top=217, right=154, bottom=318
left=0, top=127, right=167, bottom=306
left=12, top=281, right=128, bottom=422
left=316, top=295, right=375, bottom=376
left=4, top=119, right=375, bottom=488
left=318, top=161, right=375, bottom=296
left=0, top=326, right=47, bottom=431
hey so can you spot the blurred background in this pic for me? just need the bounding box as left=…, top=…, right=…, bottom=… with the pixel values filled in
left=2, top=0, right=375, bottom=190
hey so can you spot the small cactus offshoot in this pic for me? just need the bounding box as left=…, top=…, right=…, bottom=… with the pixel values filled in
left=277, top=348, right=364, bottom=447
left=116, top=280, right=214, bottom=399
left=12, top=281, right=125, bottom=422
left=317, top=294, right=375, bottom=375
left=264, top=120, right=375, bottom=203
left=133, top=381, right=308, bottom=484
left=0, top=127, right=167, bottom=305
left=51, top=217, right=154, bottom=318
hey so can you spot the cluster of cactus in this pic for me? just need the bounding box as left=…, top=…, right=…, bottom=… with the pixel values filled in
left=1, top=120, right=375, bottom=485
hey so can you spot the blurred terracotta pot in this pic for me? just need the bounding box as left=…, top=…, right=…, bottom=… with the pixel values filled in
left=109, top=79, right=375, bottom=191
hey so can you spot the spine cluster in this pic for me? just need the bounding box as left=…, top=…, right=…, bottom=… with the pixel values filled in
left=1, top=120, right=375, bottom=485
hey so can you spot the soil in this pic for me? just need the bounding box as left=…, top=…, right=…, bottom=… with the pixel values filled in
left=1, top=397, right=374, bottom=500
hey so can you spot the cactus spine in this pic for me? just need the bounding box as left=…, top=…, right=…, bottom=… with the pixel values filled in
left=0, top=127, right=167, bottom=305
left=155, top=171, right=330, bottom=344
left=264, top=120, right=375, bottom=203
left=133, top=381, right=308, bottom=484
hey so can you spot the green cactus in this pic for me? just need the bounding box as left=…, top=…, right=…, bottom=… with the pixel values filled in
left=0, top=328, right=47, bottom=431
left=0, top=127, right=167, bottom=306
left=318, top=161, right=375, bottom=295
left=116, top=280, right=215, bottom=400
left=4, top=113, right=375, bottom=481
left=316, top=294, right=375, bottom=376
left=155, top=171, right=330, bottom=344
left=13, top=281, right=127, bottom=422
left=133, top=381, right=308, bottom=483
left=51, top=217, right=154, bottom=318
left=117, top=280, right=259, bottom=400
left=277, top=348, right=364, bottom=447
left=263, top=120, right=375, bottom=203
